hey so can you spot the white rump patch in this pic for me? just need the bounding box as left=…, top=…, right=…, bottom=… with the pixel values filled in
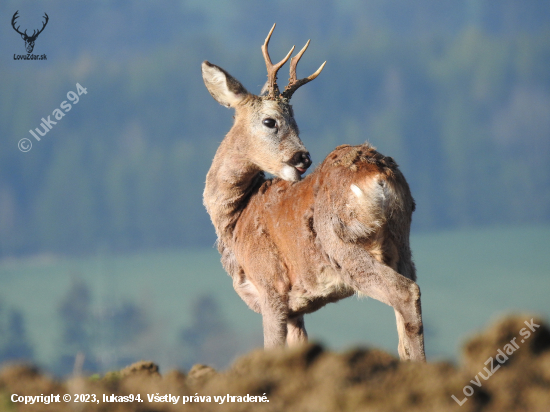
left=346, top=176, right=391, bottom=237
left=350, top=184, right=363, bottom=198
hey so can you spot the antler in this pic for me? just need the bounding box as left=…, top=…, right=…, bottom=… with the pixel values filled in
left=31, top=13, right=49, bottom=39
left=11, top=11, right=25, bottom=36
left=261, top=24, right=326, bottom=100
left=261, top=24, right=295, bottom=99
left=282, top=40, right=326, bottom=99
left=11, top=11, right=49, bottom=40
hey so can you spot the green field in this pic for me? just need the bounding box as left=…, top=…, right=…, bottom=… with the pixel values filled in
left=1, top=224, right=549, bottom=373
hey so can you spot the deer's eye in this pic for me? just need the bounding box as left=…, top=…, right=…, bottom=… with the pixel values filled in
left=262, top=118, right=277, bottom=129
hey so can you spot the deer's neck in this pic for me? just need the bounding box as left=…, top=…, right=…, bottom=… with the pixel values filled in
left=204, top=137, right=264, bottom=240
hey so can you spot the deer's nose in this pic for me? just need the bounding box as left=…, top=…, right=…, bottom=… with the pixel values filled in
left=301, top=152, right=312, bottom=169
left=290, top=151, right=312, bottom=169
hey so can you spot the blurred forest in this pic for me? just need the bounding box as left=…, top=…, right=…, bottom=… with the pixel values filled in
left=1, top=0, right=550, bottom=257
left=0, top=274, right=249, bottom=376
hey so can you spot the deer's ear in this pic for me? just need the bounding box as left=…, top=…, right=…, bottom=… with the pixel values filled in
left=259, top=81, right=269, bottom=97
left=202, top=61, right=249, bottom=108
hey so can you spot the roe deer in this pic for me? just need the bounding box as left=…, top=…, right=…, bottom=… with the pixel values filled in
left=201, top=24, right=425, bottom=361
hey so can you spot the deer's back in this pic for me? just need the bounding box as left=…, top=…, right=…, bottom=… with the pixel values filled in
left=226, top=143, right=416, bottom=314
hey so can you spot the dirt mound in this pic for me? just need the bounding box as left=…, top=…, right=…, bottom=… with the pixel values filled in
left=1, top=314, right=549, bottom=411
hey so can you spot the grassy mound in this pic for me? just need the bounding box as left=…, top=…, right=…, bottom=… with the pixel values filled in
left=2, top=315, right=549, bottom=411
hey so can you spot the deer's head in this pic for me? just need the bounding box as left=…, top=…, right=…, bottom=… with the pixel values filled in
left=12, top=11, right=49, bottom=54
left=202, top=24, right=325, bottom=182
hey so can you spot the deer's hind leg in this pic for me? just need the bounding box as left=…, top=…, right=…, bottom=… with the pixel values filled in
left=287, top=314, right=308, bottom=346
left=325, top=241, right=425, bottom=361
left=350, top=253, right=424, bottom=361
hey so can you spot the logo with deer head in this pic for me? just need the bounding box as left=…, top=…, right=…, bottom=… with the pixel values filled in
left=11, top=11, right=49, bottom=54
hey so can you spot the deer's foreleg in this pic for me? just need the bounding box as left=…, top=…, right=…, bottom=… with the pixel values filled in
left=260, top=289, right=289, bottom=348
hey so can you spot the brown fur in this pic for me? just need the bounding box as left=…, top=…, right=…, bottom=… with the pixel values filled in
left=201, top=34, right=425, bottom=361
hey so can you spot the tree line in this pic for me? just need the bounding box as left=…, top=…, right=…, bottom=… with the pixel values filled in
left=1, top=0, right=549, bottom=257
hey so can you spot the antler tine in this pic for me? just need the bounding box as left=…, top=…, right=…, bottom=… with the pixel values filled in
left=35, top=13, right=49, bottom=37
left=282, top=39, right=326, bottom=100
left=11, top=11, right=24, bottom=36
left=261, top=23, right=295, bottom=99
left=287, top=40, right=310, bottom=85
